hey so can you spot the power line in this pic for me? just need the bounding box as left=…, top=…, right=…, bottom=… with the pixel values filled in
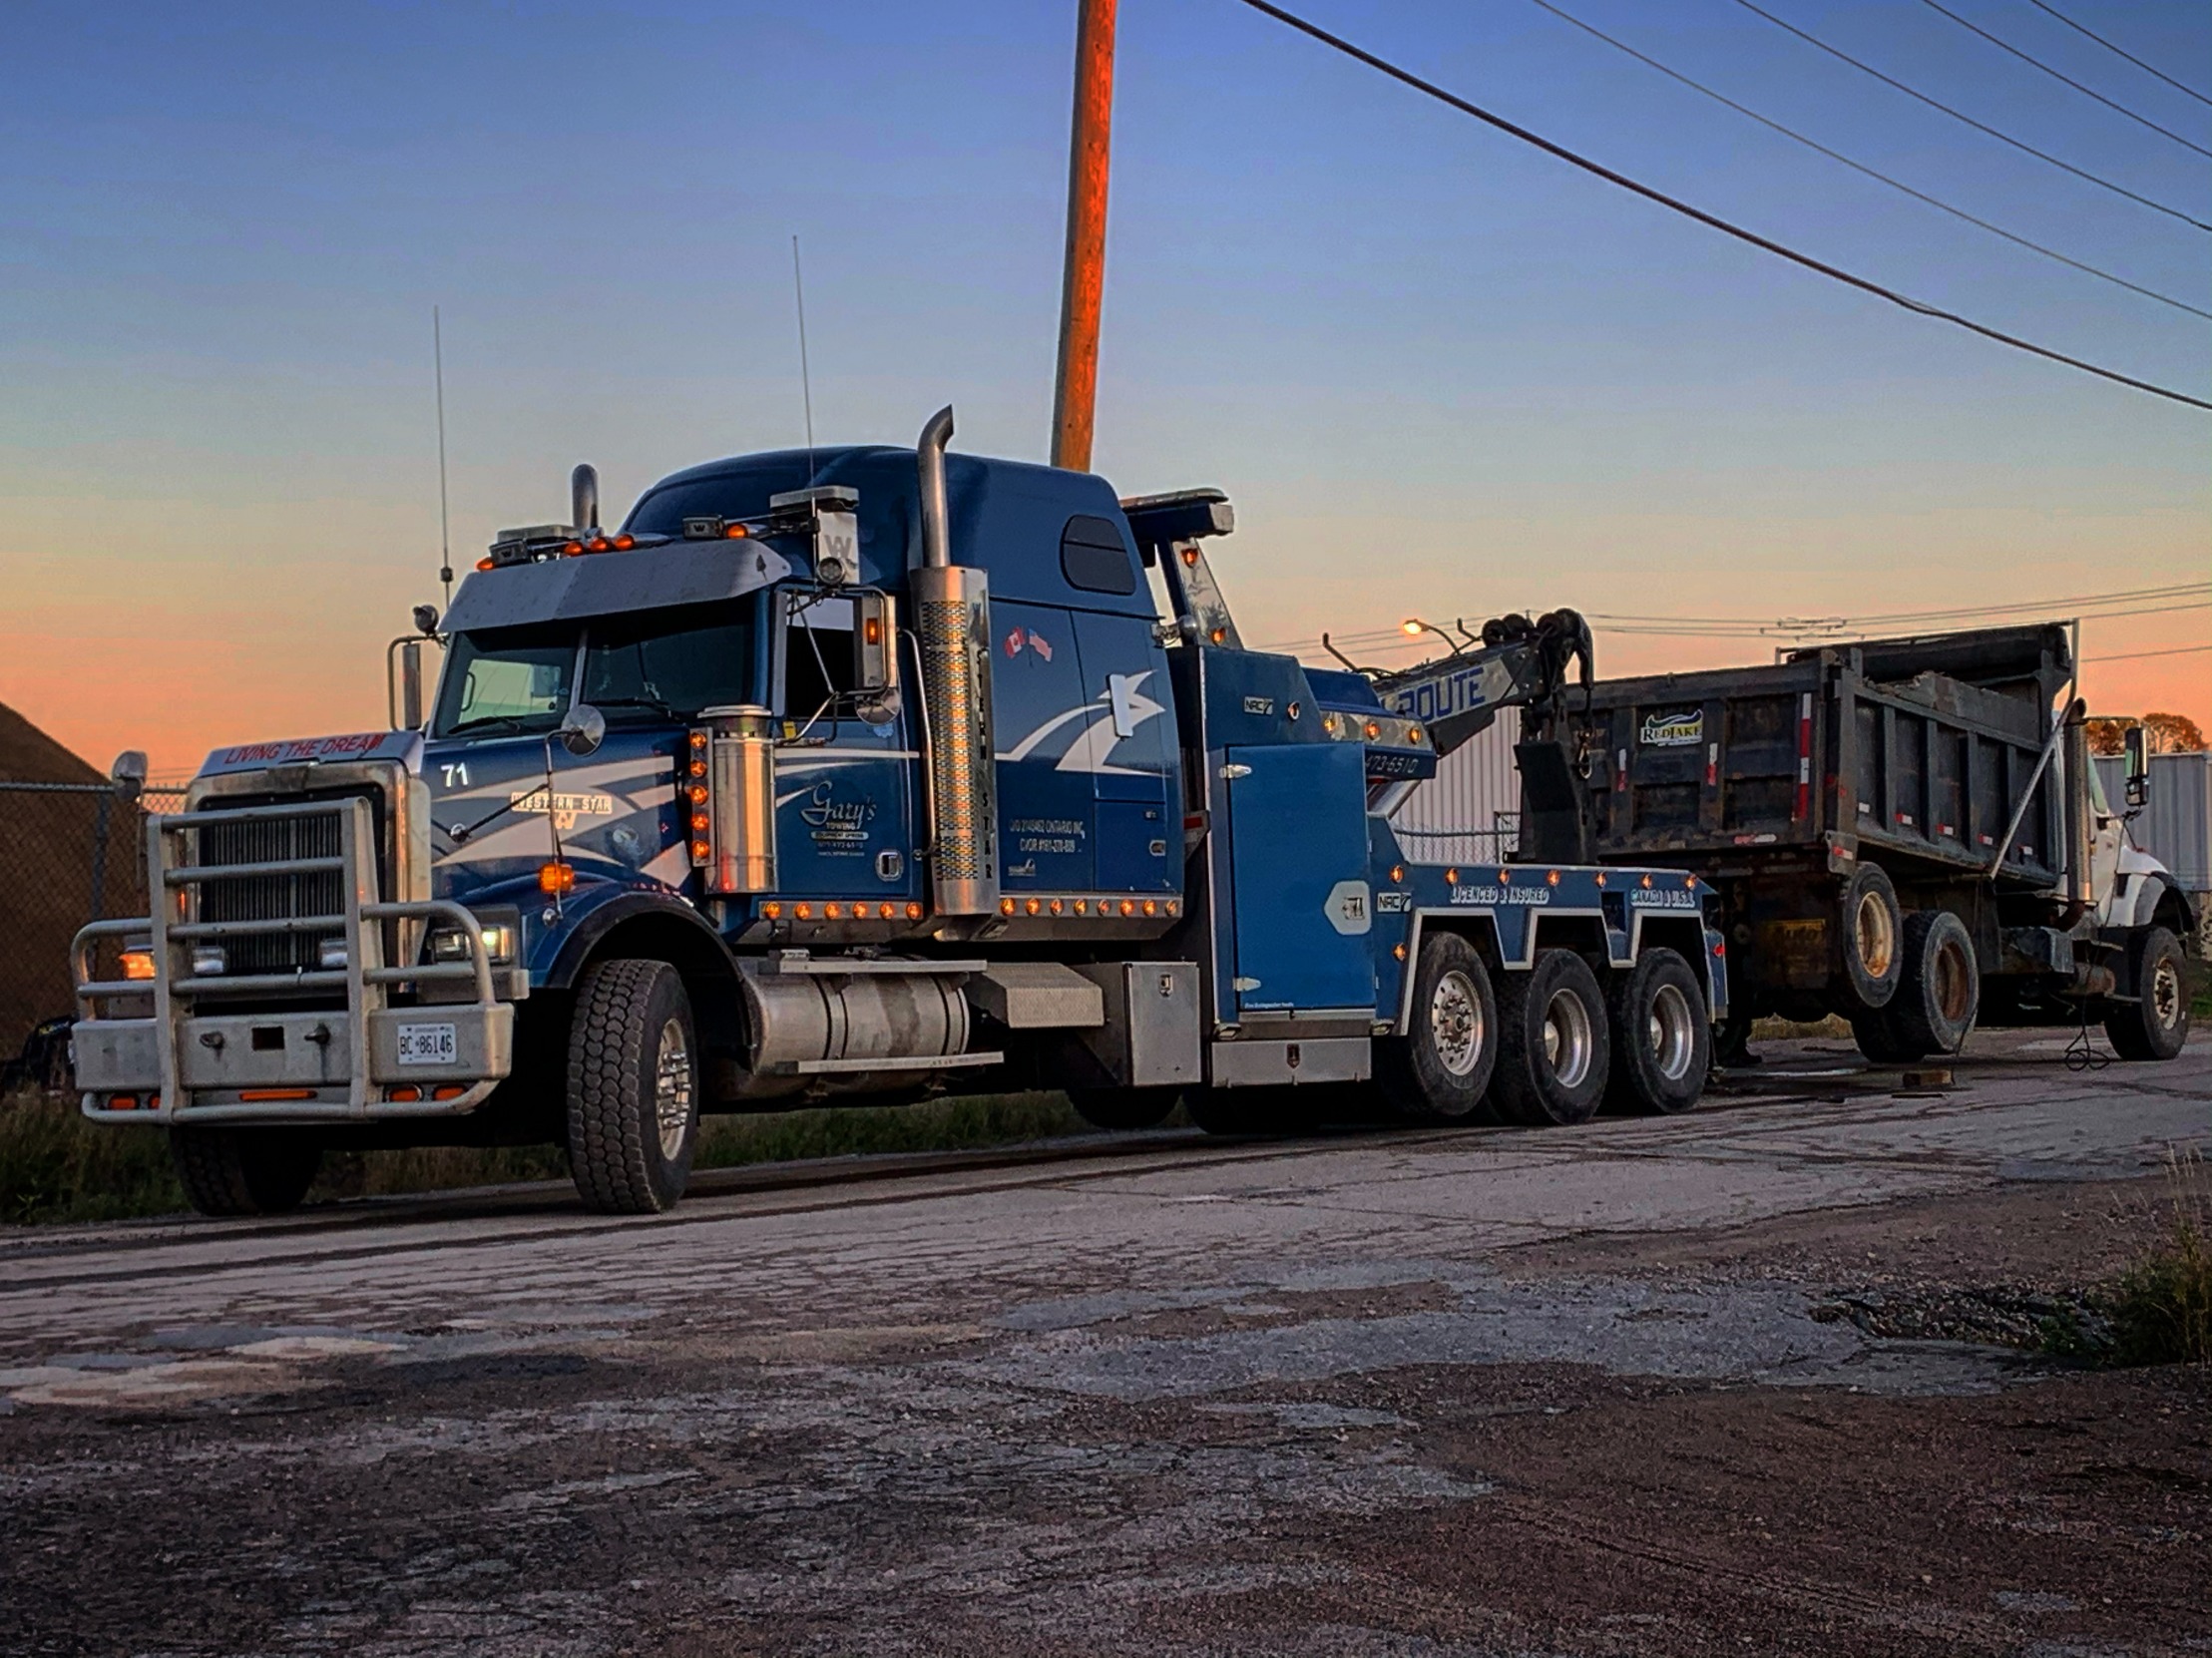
left=2082, top=641, right=2212, bottom=663
left=1259, top=584, right=2212, bottom=655
left=1920, top=0, right=2212, bottom=160
left=1525, top=0, right=2212, bottom=320
left=1728, top=0, right=2211, bottom=232
left=1228, top=0, right=2212, bottom=410
left=2026, top=0, right=2212, bottom=112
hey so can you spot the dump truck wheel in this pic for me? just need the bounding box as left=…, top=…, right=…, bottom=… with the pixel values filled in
left=1068, top=1087, right=1181, bottom=1130
left=1836, top=863, right=1903, bottom=1014
left=170, top=1127, right=321, bottom=1217
left=1888, top=911, right=1980, bottom=1056
left=1494, top=949, right=1610, bottom=1126
left=1604, top=948, right=1710, bottom=1115
left=2104, top=926, right=2189, bottom=1061
left=566, top=959, right=697, bottom=1215
left=1376, top=932, right=1499, bottom=1125
left=1850, top=1008, right=1929, bottom=1064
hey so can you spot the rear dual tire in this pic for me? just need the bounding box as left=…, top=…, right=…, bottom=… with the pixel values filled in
left=1495, top=949, right=1611, bottom=1127
left=1852, top=910, right=1979, bottom=1064
left=1604, top=947, right=1710, bottom=1115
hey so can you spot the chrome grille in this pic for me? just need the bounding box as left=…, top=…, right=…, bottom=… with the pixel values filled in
left=196, top=809, right=349, bottom=976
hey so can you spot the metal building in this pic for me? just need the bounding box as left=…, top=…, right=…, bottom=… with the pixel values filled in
left=2094, top=750, right=2212, bottom=900
left=1387, top=706, right=1523, bottom=864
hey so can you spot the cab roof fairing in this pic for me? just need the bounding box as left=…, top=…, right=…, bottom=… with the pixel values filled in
left=619, top=445, right=1158, bottom=618
left=438, top=539, right=795, bottom=634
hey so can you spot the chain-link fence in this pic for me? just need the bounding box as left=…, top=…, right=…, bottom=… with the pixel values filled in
left=0, top=781, right=189, bottom=1078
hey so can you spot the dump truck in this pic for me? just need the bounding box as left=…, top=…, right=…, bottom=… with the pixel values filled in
left=69, top=411, right=1727, bottom=1215
left=1557, top=625, right=2195, bottom=1064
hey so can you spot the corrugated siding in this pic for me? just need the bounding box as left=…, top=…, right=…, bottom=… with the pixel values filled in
left=1388, top=708, right=1523, bottom=864
left=2093, top=750, right=2211, bottom=892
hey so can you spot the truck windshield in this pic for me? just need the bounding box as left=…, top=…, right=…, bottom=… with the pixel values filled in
left=432, top=605, right=756, bottom=738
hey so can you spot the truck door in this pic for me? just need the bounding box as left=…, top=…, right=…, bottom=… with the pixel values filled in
left=991, top=601, right=1096, bottom=894
left=1223, top=742, right=1376, bottom=1015
left=1070, top=612, right=1179, bottom=896
left=771, top=592, right=916, bottom=903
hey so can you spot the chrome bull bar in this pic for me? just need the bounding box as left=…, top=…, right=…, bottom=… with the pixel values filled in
left=70, top=795, right=513, bottom=1124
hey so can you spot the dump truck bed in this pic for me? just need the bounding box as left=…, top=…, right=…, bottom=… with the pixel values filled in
left=1582, top=624, right=2072, bottom=888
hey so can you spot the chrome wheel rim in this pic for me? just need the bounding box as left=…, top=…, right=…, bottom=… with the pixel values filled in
left=1430, top=969, right=1486, bottom=1077
left=654, top=1018, right=693, bottom=1162
left=1855, top=890, right=1895, bottom=981
left=1647, top=983, right=1696, bottom=1082
left=1542, top=988, right=1594, bottom=1089
left=2151, top=957, right=2183, bottom=1031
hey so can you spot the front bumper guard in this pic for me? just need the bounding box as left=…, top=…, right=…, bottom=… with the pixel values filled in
left=70, top=795, right=513, bottom=1125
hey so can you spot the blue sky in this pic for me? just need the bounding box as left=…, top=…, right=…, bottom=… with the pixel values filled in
left=3, top=0, right=2206, bottom=771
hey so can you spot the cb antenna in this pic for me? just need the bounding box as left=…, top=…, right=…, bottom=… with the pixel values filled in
left=433, top=305, right=453, bottom=608
left=791, top=234, right=815, bottom=485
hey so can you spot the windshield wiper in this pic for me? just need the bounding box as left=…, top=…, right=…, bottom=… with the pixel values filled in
left=444, top=713, right=551, bottom=736
left=591, top=693, right=685, bottom=720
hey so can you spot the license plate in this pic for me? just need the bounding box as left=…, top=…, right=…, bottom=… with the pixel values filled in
left=396, top=1023, right=458, bottom=1066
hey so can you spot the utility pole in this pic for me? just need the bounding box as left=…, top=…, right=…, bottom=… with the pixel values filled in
left=1050, top=0, right=1118, bottom=472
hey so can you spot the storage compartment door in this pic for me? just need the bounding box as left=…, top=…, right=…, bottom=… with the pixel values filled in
left=1224, top=743, right=1375, bottom=1015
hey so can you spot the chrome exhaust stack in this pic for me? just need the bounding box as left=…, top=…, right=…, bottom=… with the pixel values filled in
left=571, top=464, right=600, bottom=532
left=911, top=406, right=999, bottom=919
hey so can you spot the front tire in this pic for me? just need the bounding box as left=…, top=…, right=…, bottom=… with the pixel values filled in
left=566, top=959, right=698, bottom=1215
left=170, top=1127, right=321, bottom=1217
left=2105, top=926, right=2190, bottom=1060
left=1604, top=948, right=1710, bottom=1115
left=1376, top=932, right=1499, bottom=1125
left=1495, top=949, right=1610, bottom=1126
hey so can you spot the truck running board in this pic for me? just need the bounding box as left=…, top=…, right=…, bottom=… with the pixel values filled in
left=769, top=1050, right=1005, bottom=1077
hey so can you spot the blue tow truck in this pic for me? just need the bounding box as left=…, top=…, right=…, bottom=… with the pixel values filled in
left=71, top=409, right=1725, bottom=1215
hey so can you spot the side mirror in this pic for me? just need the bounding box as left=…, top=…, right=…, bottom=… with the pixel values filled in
left=412, top=604, right=441, bottom=636
left=110, top=750, right=149, bottom=798
left=2124, top=724, right=2150, bottom=808
left=558, top=703, right=607, bottom=758
left=852, top=591, right=899, bottom=694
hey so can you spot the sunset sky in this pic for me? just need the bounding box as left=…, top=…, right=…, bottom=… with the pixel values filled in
left=4, top=0, right=2206, bottom=778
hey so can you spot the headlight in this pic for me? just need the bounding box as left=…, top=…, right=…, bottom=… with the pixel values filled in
left=190, top=944, right=226, bottom=977
left=318, top=938, right=349, bottom=971
left=428, top=923, right=515, bottom=965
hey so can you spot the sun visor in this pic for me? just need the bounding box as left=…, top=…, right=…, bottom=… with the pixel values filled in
left=440, top=540, right=795, bottom=633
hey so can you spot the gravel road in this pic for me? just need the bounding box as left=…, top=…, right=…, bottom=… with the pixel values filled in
left=3, top=1030, right=2207, bottom=1656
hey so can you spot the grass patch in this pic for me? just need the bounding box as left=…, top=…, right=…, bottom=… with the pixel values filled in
left=0, top=1086, right=185, bottom=1225
left=2104, top=1148, right=2212, bottom=1367
left=1, top=1085, right=1097, bottom=1226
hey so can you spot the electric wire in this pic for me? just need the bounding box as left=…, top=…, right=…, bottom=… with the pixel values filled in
left=1229, top=0, right=2212, bottom=410
left=2081, top=641, right=2212, bottom=663
left=2025, top=0, right=2212, bottom=111
left=1257, top=585, right=2212, bottom=655
left=1919, top=0, right=2212, bottom=160
left=1728, top=0, right=2212, bottom=231
left=1526, top=0, right=2212, bottom=320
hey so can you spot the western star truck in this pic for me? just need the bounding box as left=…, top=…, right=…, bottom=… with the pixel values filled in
left=71, top=410, right=1726, bottom=1216
left=1557, top=626, right=2196, bottom=1064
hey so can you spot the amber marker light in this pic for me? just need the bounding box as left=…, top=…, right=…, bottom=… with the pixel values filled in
left=1073, top=900, right=1089, bottom=915
left=793, top=903, right=813, bottom=919
left=1141, top=899, right=1158, bottom=917
left=119, top=947, right=155, bottom=982
left=1208, top=626, right=1225, bottom=644
left=688, top=784, right=708, bottom=805
left=1547, top=870, right=1560, bottom=886
left=476, top=556, right=496, bottom=572
left=1389, top=864, right=1404, bottom=884
left=1594, top=872, right=1607, bottom=887
left=388, top=1086, right=422, bottom=1103
left=538, top=861, right=576, bottom=895
left=563, top=541, right=584, bottom=557
left=1445, top=868, right=1459, bottom=884
left=723, top=523, right=748, bottom=540
left=1364, top=720, right=1381, bottom=740
left=1393, top=943, right=1408, bottom=961
left=1026, top=898, right=1043, bottom=916
left=905, top=903, right=924, bottom=921
left=824, top=903, right=845, bottom=920
left=1641, top=873, right=1654, bottom=889
left=1049, top=898, right=1065, bottom=915
left=1164, top=899, right=1179, bottom=916
left=689, top=839, right=710, bottom=860
left=878, top=902, right=896, bottom=920
left=612, top=533, right=635, bottom=551
left=1118, top=899, right=1136, bottom=917
left=762, top=902, right=783, bottom=919
left=1000, top=898, right=1017, bottom=916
